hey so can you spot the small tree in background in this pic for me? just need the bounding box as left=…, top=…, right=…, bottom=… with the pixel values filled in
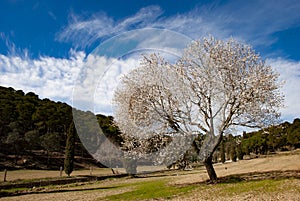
left=40, top=132, right=60, bottom=167
left=64, top=121, right=76, bottom=176
left=230, top=142, right=237, bottom=162
left=220, top=140, right=226, bottom=163
left=24, top=130, right=40, bottom=149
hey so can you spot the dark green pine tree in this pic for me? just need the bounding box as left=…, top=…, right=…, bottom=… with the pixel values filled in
left=64, top=121, right=76, bottom=176
left=220, top=139, right=226, bottom=163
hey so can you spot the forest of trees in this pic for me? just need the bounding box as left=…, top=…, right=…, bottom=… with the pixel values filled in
left=211, top=119, right=300, bottom=164
left=0, top=86, right=299, bottom=170
left=0, top=86, right=118, bottom=170
left=0, top=86, right=72, bottom=157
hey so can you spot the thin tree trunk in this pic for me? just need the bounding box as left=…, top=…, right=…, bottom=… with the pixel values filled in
left=47, top=150, right=50, bottom=167
left=204, top=155, right=218, bottom=182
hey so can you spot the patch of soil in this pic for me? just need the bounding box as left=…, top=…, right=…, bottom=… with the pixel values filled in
left=0, top=174, right=129, bottom=197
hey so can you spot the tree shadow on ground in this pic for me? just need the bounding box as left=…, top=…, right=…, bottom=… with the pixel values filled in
left=0, top=185, right=122, bottom=197
left=134, top=169, right=204, bottom=179
left=208, top=170, right=300, bottom=184
left=174, top=169, right=300, bottom=187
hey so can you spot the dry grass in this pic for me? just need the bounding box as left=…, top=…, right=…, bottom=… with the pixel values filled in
left=1, top=150, right=299, bottom=201
left=172, top=152, right=300, bottom=185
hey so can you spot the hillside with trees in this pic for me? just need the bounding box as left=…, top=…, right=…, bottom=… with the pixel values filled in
left=0, top=86, right=119, bottom=170
left=0, top=86, right=299, bottom=172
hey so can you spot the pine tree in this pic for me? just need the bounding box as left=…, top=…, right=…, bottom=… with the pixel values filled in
left=64, top=121, right=75, bottom=176
left=230, top=142, right=237, bottom=162
left=220, top=140, right=226, bottom=163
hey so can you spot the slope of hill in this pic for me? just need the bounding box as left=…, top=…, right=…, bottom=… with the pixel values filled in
left=0, top=86, right=118, bottom=170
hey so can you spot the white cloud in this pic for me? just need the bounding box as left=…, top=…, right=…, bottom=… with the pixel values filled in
left=1, top=1, right=300, bottom=122
left=0, top=47, right=299, bottom=121
left=0, top=51, right=85, bottom=103
left=268, top=58, right=300, bottom=121
left=70, top=51, right=144, bottom=115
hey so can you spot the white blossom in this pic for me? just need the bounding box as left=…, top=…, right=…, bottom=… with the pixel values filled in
left=113, top=36, right=283, bottom=165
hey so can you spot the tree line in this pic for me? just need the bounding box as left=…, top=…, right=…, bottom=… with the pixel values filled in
left=210, top=119, right=300, bottom=164
left=1, top=86, right=299, bottom=171
left=168, top=119, right=300, bottom=169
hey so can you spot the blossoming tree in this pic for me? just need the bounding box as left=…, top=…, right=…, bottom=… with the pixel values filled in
left=113, top=36, right=283, bottom=181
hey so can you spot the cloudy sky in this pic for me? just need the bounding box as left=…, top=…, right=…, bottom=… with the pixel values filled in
left=0, top=0, right=300, bottom=122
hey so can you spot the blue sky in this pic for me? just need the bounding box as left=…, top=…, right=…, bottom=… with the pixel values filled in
left=0, top=0, right=300, bottom=122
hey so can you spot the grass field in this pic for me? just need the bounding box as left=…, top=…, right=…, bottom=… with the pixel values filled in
left=1, top=150, right=299, bottom=201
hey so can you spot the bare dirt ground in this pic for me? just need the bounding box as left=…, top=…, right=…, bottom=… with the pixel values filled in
left=1, top=151, right=300, bottom=201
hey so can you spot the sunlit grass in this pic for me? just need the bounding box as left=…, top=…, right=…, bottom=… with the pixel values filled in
left=102, top=177, right=299, bottom=201
left=103, top=179, right=196, bottom=201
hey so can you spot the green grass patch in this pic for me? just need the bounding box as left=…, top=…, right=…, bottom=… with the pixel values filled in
left=103, top=179, right=196, bottom=201
left=103, top=176, right=299, bottom=201
left=0, top=187, right=29, bottom=197
left=0, top=187, right=29, bottom=193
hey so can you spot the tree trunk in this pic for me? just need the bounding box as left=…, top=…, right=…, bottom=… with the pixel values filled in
left=197, top=133, right=223, bottom=182
left=123, top=158, right=137, bottom=176
left=47, top=150, right=50, bottom=167
left=204, top=155, right=218, bottom=182
left=220, top=140, right=226, bottom=163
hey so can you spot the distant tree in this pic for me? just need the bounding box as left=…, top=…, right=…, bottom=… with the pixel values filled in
left=6, top=131, right=21, bottom=156
left=113, top=36, right=283, bottom=181
left=230, top=142, right=237, bottom=162
left=287, top=119, right=300, bottom=148
left=64, top=122, right=76, bottom=176
left=40, top=132, right=61, bottom=166
left=24, top=130, right=40, bottom=149
left=242, top=138, right=251, bottom=155
left=225, top=139, right=231, bottom=161
left=96, top=114, right=123, bottom=146
left=266, top=126, right=278, bottom=152
left=226, top=134, right=237, bottom=162
left=236, top=139, right=244, bottom=160
left=16, top=102, right=35, bottom=131
left=6, top=122, right=24, bottom=159
left=123, top=158, right=137, bottom=176
left=220, top=140, right=226, bottom=163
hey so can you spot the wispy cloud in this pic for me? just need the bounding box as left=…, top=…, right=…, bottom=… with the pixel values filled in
left=57, top=1, right=300, bottom=51
left=48, top=11, right=57, bottom=21
left=212, top=0, right=300, bottom=46
left=0, top=33, right=30, bottom=56
left=57, top=6, right=163, bottom=48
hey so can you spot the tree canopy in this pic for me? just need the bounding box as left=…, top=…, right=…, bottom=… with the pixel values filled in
left=113, top=36, right=284, bottom=181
